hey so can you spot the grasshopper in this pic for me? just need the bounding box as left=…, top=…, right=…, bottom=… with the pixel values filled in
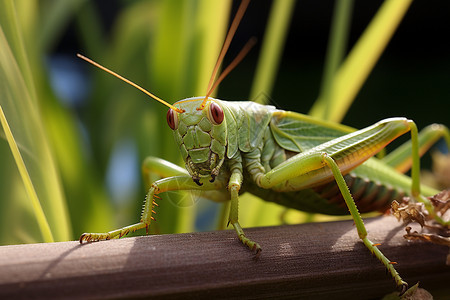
left=78, top=0, right=450, bottom=294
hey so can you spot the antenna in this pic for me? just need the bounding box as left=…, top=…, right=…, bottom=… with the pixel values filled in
left=198, top=0, right=251, bottom=110
left=205, top=37, right=256, bottom=102
left=77, top=54, right=184, bottom=113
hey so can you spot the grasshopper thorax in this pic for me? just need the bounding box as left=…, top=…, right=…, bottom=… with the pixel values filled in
left=168, top=97, right=227, bottom=185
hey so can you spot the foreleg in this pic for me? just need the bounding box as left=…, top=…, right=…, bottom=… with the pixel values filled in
left=80, top=157, right=225, bottom=243
left=228, top=170, right=262, bottom=255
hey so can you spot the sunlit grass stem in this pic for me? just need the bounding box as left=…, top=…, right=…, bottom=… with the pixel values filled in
left=250, top=0, right=296, bottom=103
left=312, top=0, right=354, bottom=121
left=0, top=106, right=54, bottom=243
left=310, top=0, right=413, bottom=123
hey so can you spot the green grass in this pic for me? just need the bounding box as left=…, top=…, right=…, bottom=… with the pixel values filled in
left=0, top=0, right=446, bottom=245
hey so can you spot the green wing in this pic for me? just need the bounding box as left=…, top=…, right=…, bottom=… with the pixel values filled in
left=270, top=111, right=356, bottom=152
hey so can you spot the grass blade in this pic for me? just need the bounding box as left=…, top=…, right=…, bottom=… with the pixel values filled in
left=250, top=0, right=296, bottom=103
left=310, top=0, right=413, bottom=123
left=0, top=2, right=72, bottom=243
left=0, top=106, right=54, bottom=243
left=310, top=0, right=354, bottom=120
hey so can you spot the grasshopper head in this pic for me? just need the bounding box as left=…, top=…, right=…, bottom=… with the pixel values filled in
left=167, top=97, right=227, bottom=186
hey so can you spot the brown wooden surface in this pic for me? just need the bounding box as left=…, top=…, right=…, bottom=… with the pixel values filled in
left=0, top=216, right=448, bottom=299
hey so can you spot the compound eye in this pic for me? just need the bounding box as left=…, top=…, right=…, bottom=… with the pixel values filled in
left=208, top=102, right=224, bottom=125
left=167, top=108, right=178, bottom=130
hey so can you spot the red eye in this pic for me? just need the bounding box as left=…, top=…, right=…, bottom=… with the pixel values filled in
left=167, top=109, right=178, bottom=130
left=209, top=102, right=224, bottom=125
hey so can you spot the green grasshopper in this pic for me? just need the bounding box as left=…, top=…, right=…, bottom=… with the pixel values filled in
left=78, top=0, right=450, bottom=294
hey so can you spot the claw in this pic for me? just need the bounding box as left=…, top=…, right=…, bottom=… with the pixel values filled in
left=79, top=233, right=86, bottom=244
left=193, top=178, right=203, bottom=186
left=119, top=229, right=130, bottom=238
left=210, top=174, right=216, bottom=183
left=399, top=282, right=409, bottom=296
left=80, top=233, right=106, bottom=243
left=253, top=245, right=262, bottom=260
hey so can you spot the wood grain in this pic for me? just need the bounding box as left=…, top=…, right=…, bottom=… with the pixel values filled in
left=0, top=216, right=448, bottom=299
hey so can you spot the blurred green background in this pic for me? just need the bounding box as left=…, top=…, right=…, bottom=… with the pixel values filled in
left=0, top=0, right=449, bottom=245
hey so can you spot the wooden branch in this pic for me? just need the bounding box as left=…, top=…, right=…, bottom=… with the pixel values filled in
left=0, top=216, right=448, bottom=299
